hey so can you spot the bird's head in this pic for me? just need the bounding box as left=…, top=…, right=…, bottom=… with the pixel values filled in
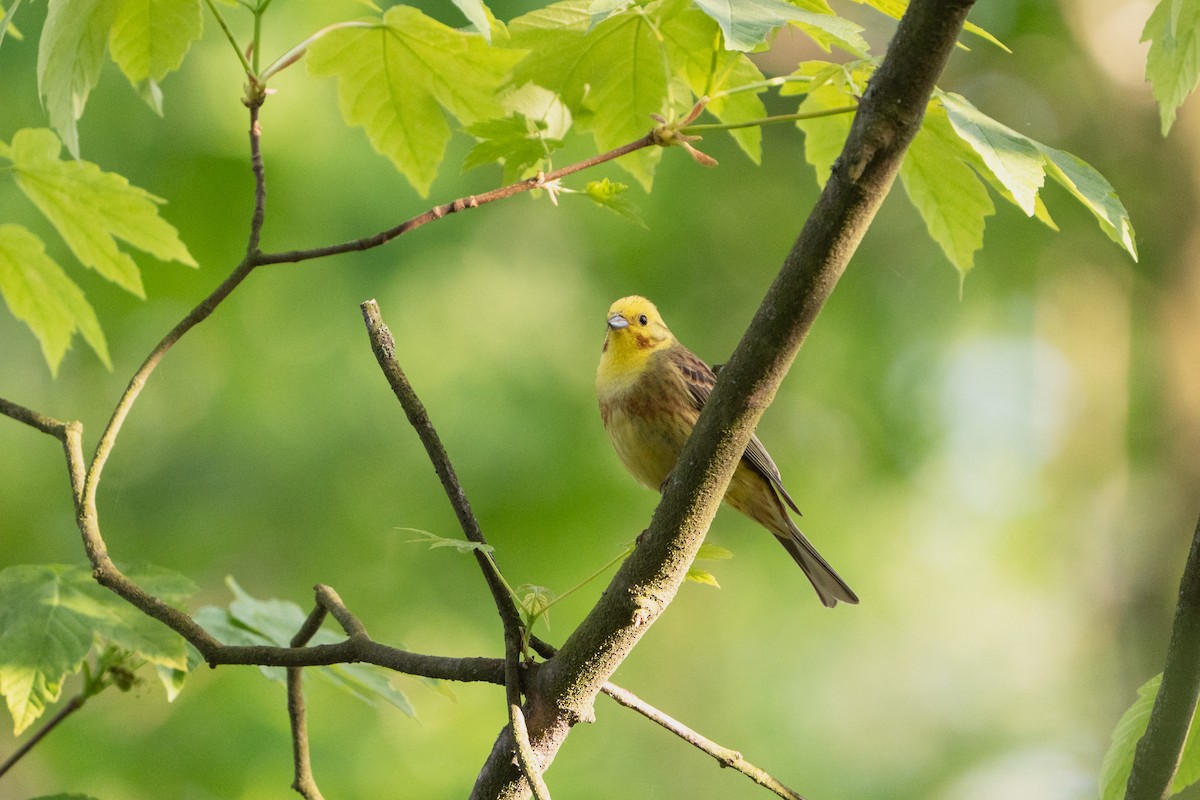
left=600, top=295, right=675, bottom=373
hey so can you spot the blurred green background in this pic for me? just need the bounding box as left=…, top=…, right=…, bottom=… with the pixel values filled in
left=2, top=1, right=1198, bottom=798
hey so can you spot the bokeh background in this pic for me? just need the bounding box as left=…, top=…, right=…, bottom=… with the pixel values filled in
left=2, top=0, right=1198, bottom=798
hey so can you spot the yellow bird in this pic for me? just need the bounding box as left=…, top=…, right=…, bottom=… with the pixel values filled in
left=596, top=295, right=858, bottom=608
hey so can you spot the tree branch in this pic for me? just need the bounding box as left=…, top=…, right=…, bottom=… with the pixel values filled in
left=471, top=1, right=977, bottom=797
left=0, top=692, right=86, bottom=779
left=361, top=299, right=551, bottom=795
left=1126, top=512, right=1200, bottom=800
left=526, top=636, right=805, bottom=799
left=287, top=592, right=332, bottom=800
left=600, top=684, right=804, bottom=800
left=257, top=135, right=655, bottom=267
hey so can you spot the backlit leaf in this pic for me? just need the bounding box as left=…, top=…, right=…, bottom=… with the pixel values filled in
left=939, top=91, right=1044, bottom=216
left=691, top=0, right=866, bottom=53
left=0, top=225, right=110, bottom=374
left=307, top=5, right=524, bottom=196
left=109, top=0, right=203, bottom=86
left=1142, top=0, right=1200, bottom=135
left=8, top=128, right=196, bottom=297
left=36, top=0, right=115, bottom=157
left=0, top=564, right=190, bottom=735
left=899, top=103, right=995, bottom=277
left=509, top=0, right=672, bottom=189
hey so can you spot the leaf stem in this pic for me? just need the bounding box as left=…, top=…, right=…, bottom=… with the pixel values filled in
left=202, top=0, right=254, bottom=77
left=260, top=21, right=381, bottom=82
left=705, top=74, right=812, bottom=102
left=683, top=105, right=859, bottom=133
left=541, top=545, right=633, bottom=612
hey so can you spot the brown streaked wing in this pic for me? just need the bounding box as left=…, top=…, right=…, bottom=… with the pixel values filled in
left=670, top=345, right=716, bottom=413
left=669, top=345, right=802, bottom=516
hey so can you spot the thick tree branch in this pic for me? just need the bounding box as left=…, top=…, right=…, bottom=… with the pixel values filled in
left=1126, top=512, right=1200, bottom=800
left=472, top=1, right=977, bottom=797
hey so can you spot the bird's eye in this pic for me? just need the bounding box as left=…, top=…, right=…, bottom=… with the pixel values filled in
left=638, top=314, right=648, bottom=325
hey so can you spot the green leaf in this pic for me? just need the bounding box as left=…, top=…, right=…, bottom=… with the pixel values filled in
left=792, top=61, right=863, bottom=185
left=1099, top=674, right=1161, bottom=800
left=464, top=84, right=571, bottom=182
left=1143, top=0, right=1200, bottom=135
left=696, top=543, right=733, bottom=561
left=518, top=584, right=555, bottom=630
left=0, top=564, right=190, bottom=735
left=691, top=0, right=865, bottom=53
left=320, top=661, right=415, bottom=718
left=934, top=93, right=1136, bottom=263
left=509, top=0, right=672, bottom=190
left=660, top=6, right=768, bottom=162
left=109, top=0, right=203, bottom=88
left=8, top=128, right=196, bottom=297
left=307, top=5, right=524, bottom=197
left=686, top=567, right=720, bottom=587
left=400, top=528, right=496, bottom=555
left=583, top=178, right=647, bottom=227
left=0, top=224, right=110, bottom=374
left=203, top=578, right=415, bottom=716
left=899, top=102, right=995, bottom=277
left=452, top=0, right=492, bottom=41
left=29, top=794, right=104, bottom=800
left=1095, top=673, right=1200, bottom=798
left=1037, top=144, right=1137, bottom=261
left=845, top=0, right=1008, bottom=52
left=939, top=91, right=1045, bottom=216
left=462, top=114, right=564, bottom=183
left=36, top=0, right=117, bottom=157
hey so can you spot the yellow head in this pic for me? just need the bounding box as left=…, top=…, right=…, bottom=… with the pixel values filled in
left=597, top=296, right=675, bottom=386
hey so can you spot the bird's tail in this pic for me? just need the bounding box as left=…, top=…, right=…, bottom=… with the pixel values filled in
left=774, top=521, right=858, bottom=608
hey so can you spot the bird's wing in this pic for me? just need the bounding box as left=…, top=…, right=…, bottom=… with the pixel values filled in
left=671, top=346, right=803, bottom=516
left=672, top=346, right=716, bottom=413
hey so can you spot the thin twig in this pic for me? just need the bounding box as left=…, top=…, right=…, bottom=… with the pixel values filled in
left=287, top=668, right=324, bottom=800
left=527, top=637, right=803, bottom=799
left=0, top=692, right=86, bottom=779
left=508, top=650, right=551, bottom=800
left=246, top=101, right=267, bottom=256
left=314, top=584, right=368, bottom=638
left=1126, top=512, right=1200, bottom=799
left=258, top=134, right=656, bottom=267
left=601, top=684, right=805, bottom=800
left=286, top=594, right=331, bottom=800
left=359, top=300, right=520, bottom=623
left=0, top=397, right=69, bottom=438
left=361, top=300, right=549, bottom=795
left=85, top=95, right=273, bottom=506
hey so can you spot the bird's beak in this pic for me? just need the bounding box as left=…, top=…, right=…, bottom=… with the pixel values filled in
left=607, top=314, right=629, bottom=330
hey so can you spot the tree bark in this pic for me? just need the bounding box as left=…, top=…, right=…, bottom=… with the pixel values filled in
left=471, top=1, right=978, bottom=797
left=1126, top=514, right=1200, bottom=800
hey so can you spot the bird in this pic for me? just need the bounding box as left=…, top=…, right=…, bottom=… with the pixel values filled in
left=595, top=295, right=858, bottom=608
